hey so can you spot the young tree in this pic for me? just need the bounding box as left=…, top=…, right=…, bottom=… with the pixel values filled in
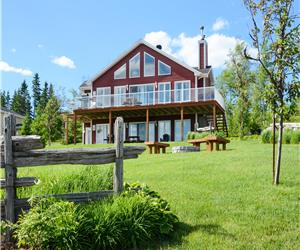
left=32, top=96, right=63, bottom=145
left=217, top=42, right=256, bottom=138
left=244, top=0, right=300, bottom=184
left=32, top=73, right=41, bottom=116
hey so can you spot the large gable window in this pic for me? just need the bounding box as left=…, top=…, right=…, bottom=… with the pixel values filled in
left=144, top=52, right=155, bottom=77
left=114, top=63, right=126, bottom=79
left=158, top=60, right=171, bottom=76
left=129, top=53, right=140, bottom=78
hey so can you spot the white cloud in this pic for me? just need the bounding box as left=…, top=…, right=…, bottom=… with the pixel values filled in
left=51, top=56, right=76, bottom=69
left=37, top=44, right=44, bottom=48
left=144, top=31, right=255, bottom=69
left=11, top=48, right=17, bottom=53
left=212, top=17, right=229, bottom=31
left=144, top=31, right=173, bottom=54
left=0, top=60, right=33, bottom=76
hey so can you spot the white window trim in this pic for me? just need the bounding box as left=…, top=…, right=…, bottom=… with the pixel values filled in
left=174, top=80, right=191, bottom=102
left=158, top=82, right=171, bottom=104
left=114, top=63, right=127, bottom=80
left=158, top=60, right=171, bottom=76
left=128, top=83, right=155, bottom=92
left=129, top=52, right=141, bottom=78
left=144, top=52, right=155, bottom=77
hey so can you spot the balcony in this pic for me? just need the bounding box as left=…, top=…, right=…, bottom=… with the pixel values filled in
left=73, top=87, right=225, bottom=111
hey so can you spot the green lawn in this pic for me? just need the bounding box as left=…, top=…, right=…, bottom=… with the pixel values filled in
left=4, top=140, right=300, bottom=249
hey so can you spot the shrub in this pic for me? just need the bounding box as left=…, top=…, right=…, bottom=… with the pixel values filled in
left=14, top=184, right=179, bottom=250
left=14, top=198, right=81, bottom=250
left=261, top=130, right=272, bottom=143
left=290, top=130, right=300, bottom=144
left=282, top=129, right=292, bottom=144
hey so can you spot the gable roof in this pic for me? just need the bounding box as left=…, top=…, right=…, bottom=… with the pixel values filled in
left=89, top=39, right=205, bottom=84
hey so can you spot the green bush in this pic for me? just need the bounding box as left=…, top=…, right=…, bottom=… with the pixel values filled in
left=282, top=129, right=292, bottom=144
left=261, top=130, right=272, bottom=143
left=14, top=198, right=81, bottom=250
left=14, top=184, right=178, bottom=250
left=261, top=129, right=300, bottom=144
left=290, top=130, right=300, bottom=144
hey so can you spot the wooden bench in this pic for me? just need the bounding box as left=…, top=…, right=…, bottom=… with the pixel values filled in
left=188, top=136, right=230, bottom=152
left=145, top=142, right=170, bottom=154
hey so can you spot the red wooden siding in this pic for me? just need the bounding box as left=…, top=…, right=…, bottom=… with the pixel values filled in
left=92, top=44, right=196, bottom=93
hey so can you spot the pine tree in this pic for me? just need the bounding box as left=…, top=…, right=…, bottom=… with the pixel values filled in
left=11, top=90, right=22, bottom=114
left=20, top=113, right=32, bottom=135
left=19, top=80, right=32, bottom=116
left=5, top=91, right=11, bottom=109
left=48, top=83, right=54, bottom=99
left=32, top=73, right=41, bottom=116
left=39, top=82, right=49, bottom=110
left=0, top=91, right=6, bottom=108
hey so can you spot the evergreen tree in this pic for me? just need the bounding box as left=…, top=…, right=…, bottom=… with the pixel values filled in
left=20, top=113, right=32, bottom=135
left=19, top=80, right=32, bottom=116
left=32, top=73, right=41, bottom=115
left=0, top=91, right=6, bottom=108
left=11, top=90, right=22, bottom=114
left=48, top=83, right=54, bottom=99
left=39, top=82, right=49, bottom=110
left=5, top=91, right=11, bottom=109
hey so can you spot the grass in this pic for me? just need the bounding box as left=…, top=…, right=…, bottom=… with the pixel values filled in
left=2, top=140, right=300, bottom=249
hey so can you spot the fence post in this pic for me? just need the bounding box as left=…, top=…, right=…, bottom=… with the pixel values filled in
left=4, top=114, right=17, bottom=241
left=113, top=117, right=124, bottom=193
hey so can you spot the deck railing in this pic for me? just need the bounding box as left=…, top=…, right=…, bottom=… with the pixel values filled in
left=73, top=87, right=225, bottom=110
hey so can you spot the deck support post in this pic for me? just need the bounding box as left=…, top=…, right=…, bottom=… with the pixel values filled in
left=73, top=113, right=77, bottom=144
left=65, top=117, right=69, bottom=145
left=146, top=108, right=149, bottom=142
left=181, top=106, right=184, bottom=141
left=213, top=105, right=216, bottom=132
left=194, top=113, right=198, bottom=131
left=109, top=111, right=112, bottom=144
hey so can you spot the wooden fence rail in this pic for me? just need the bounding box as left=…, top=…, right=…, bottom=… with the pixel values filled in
left=1, top=115, right=145, bottom=240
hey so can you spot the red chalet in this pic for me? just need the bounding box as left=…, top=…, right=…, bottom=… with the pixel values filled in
left=70, top=35, right=228, bottom=144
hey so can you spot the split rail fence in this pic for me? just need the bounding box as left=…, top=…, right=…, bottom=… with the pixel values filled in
left=0, top=115, right=145, bottom=226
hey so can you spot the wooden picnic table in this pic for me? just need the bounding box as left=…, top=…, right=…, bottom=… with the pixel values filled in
left=188, top=136, right=230, bottom=152
left=145, top=142, right=170, bottom=154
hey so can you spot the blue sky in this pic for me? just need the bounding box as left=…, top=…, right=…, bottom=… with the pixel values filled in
left=1, top=0, right=299, bottom=97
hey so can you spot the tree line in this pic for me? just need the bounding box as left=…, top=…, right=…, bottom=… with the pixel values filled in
left=0, top=73, right=63, bottom=145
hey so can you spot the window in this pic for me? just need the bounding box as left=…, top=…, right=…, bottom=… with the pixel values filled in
left=129, top=83, right=154, bottom=105
left=175, top=81, right=191, bottom=102
left=158, top=120, right=171, bottom=142
left=96, top=87, right=111, bottom=107
left=114, top=64, right=126, bottom=79
left=158, top=60, right=171, bottom=75
left=129, top=53, right=140, bottom=78
left=158, top=82, right=171, bottom=104
left=144, top=52, right=155, bottom=76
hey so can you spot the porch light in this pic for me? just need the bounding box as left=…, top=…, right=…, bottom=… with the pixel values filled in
left=92, top=125, right=96, bottom=131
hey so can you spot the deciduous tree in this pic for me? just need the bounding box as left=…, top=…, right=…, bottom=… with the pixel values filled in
left=244, top=0, right=300, bottom=184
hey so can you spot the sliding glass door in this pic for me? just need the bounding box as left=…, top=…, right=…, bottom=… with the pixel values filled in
left=96, top=87, right=111, bottom=107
